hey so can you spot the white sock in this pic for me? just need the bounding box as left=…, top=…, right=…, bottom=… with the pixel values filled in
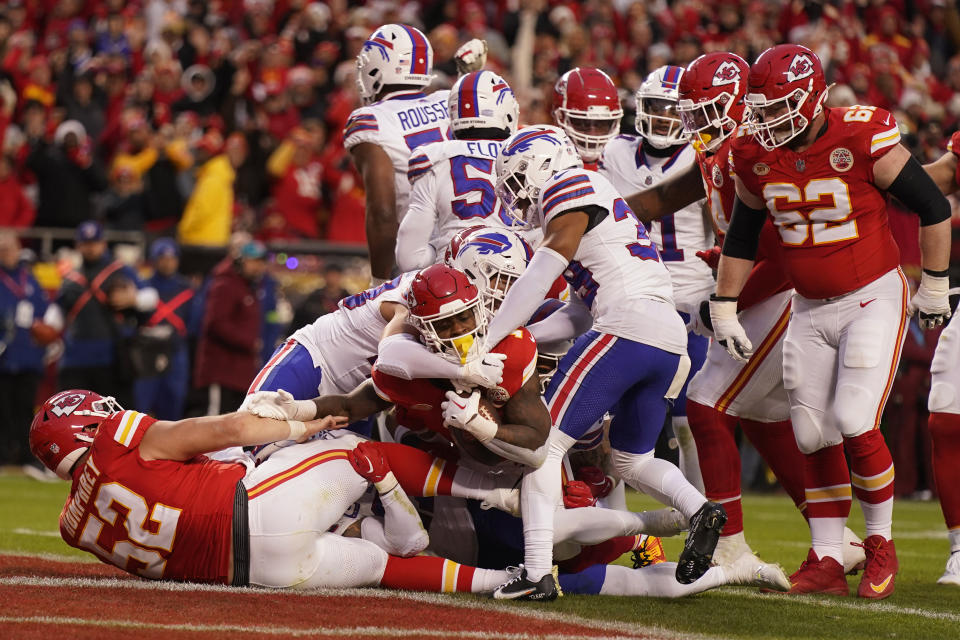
left=611, top=448, right=707, bottom=518
left=553, top=506, right=648, bottom=546
left=673, top=416, right=704, bottom=493
left=948, top=528, right=960, bottom=553
left=522, top=430, right=574, bottom=580
left=810, top=517, right=846, bottom=564
left=598, top=563, right=725, bottom=597
left=447, top=464, right=496, bottom=500
left=859, top=498, right=893, bottom=540
left=471, top=568, right=512, bottom=592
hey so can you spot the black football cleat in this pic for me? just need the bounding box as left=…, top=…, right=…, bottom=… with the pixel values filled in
left=676, top=501, right=728, bottom=584
left=493, top=566, right=560, bottom=601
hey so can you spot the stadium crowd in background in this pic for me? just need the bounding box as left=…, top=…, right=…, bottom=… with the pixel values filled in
left=0, top=0, right=959, bottom=246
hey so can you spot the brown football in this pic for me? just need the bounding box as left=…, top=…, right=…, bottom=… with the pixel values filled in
left=448, top=394, right=505, bottom=467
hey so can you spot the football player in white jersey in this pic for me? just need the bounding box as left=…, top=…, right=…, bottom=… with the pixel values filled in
left=395, top=71, right=525, bottom=271
left=484, top=125, right=725, bottom=600
left=345, top=24, right=453, bottom=284
left=599, top=65, right=713, bottom=492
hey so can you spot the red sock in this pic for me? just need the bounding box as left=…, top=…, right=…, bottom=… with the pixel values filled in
left=375, top=442, right=457, bottom=497
left=557, top=535, right=637, bottom=573
left=930, top=412, right=960, bottom=530
left=686, top=400, right=743, bottom=535
left=805, top=444, right=851, bottom=519
left=380, top=555, right=476, bottom=592
left=740, top=418, right=807, bottom=515
left=845, top=430, right=895, bottom=506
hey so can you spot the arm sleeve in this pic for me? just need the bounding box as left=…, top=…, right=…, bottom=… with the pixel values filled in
left=395, top=170, right=439, bottom=271
left=886, top=154, right=952, bottom=227
left=481, top=439, right=547, bottom=467
left=485, top=247, right=569, bottom=348
left=376, top=333, right=463, bottom=380
left=527, top=295, right=593, bottom=343
left=720, top=196, right=767, bottom=260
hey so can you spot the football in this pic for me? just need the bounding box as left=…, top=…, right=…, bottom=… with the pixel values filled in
left=448, top=394, right=505, bottom=467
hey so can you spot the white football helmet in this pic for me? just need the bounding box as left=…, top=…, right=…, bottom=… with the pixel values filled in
left=356, top=24, right=433, bottom=104
left=636, top=65, right=687, bottom=149
left=448, top=70, right=519, bottom=138
left=495, top=125, right=583, bottom=227
left=450, top=227, right=531, bottom=314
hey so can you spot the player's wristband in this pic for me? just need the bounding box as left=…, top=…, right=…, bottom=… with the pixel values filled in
left=286, top=419, right=307, bottom=442
left=710, top=294, right=738, bottom=303
left=374, top=470, right=399, bottom=496
left=923, top=267, right=950, bottom=278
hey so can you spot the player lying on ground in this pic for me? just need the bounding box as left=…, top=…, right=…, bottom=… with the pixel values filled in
left=30, top=389, right=514, bottom=592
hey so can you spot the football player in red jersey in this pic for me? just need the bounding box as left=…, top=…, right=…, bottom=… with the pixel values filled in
left=30, top=388, right=517, bottom=592
left=552, top=68, right=623, bottom=171
left=712, top=44, right=952, bottom=599
left=918, top=131, right=960, bottom=586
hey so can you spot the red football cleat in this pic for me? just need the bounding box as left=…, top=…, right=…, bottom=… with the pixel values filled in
left=348, top=442, right=390, bottom=483
left=856, top=535, right=898, bottom=599
left=785, top=549, right=849, bottom=596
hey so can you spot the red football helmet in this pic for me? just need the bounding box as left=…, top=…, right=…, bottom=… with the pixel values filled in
left=745, top=44, right=828, bottom=150
left=406, top=264, right=487, bottom=364
left=29, top=389, right=123, bottom=480
left=677, top=52, right=750, bottom=153
left=553, top=67, right=623, bottom=163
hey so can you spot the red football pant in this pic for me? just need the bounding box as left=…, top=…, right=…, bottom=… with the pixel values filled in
left=930, top=412, right=960, bottom=531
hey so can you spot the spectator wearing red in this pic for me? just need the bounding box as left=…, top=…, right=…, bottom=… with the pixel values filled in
left=264, top=125, right=323, bottom=239
left=0, top=155, right=34, bottom=228
left=193, top=240, right=269, bottom=415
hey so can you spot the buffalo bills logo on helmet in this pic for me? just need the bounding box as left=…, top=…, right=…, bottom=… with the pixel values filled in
left=712, top=61, right=741, bottom=86
left=49, top=392, right=87, bottom=418
left=786, top=54, right=815, bottom=82
left=461, top=232, right=513, bottom=256
left=364, top=30, right=394, bottom=60
left=492, top=82, right=512, bottom=105
left=502, top=129, right=561, bottom=156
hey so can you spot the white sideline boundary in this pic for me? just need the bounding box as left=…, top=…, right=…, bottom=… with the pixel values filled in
left=0, top=574, right=712, bottom=640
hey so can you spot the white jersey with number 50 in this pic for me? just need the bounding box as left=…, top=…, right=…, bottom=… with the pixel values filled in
left=536, top=168, right=686, bottom=354
left=344, top=91, right=452, bottom=223
left=402, top=139, right=525, bottom=262
left=599, top=135, right=714, bottom=311
left=291, top=272, right=416, bottom=394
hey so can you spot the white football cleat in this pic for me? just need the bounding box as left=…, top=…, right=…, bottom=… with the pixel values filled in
left=842, top=527, right=867, bottom=575
left=937, top=551, right=960, bottom=586
left=712, top=531, right=756, bottom=567
left=725, top=553, right=790, bottom=592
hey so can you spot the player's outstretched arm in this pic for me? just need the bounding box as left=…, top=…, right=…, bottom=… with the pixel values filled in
left=139, top=412, right=348, bottom=462
left=352, top=142, right=398, bottom=283
left=486, top=212, right=586, bottom=347
left=924, top=149, right=959, bottom=195
left=623, top=163, right=705, bottom=223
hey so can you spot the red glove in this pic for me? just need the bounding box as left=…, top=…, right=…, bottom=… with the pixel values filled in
left=695, top=246, right=722, bottom=270
left=563, top=480, right=597, bottom=509
left=348, top=441, right=390, bottom=483
left=576, top=465, right=613, bottom=499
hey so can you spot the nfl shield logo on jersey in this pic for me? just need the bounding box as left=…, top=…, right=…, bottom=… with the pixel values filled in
left=795, top=158, right=806, bottom=173
left=830, top=148, right=854, bottom=172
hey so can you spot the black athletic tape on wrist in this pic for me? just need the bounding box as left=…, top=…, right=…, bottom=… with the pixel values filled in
left=710, top=294, right=738, bottom=302
left=923, top=268, right=950, bottom=278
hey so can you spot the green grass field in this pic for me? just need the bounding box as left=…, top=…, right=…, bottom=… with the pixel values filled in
left=2, top=469, right=958, bottom=640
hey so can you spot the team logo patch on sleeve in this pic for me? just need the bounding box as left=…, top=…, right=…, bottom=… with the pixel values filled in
left=829, top=148, right=853, bottom=172
left=753, top=163, right=770, bottom=176
left=712, top=164, right=724, bottom=187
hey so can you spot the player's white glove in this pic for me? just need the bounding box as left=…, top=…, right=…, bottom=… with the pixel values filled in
left=685, top=299, right=714, bottom=338
left=441, top=390, right=498, bottom=443
left=457, top=351, right=506, bottom=388
left=709, top=296, right=753, bottom=362
left=909, top=270, right=952, bottom=329
left=455, top=39, right=488, bottom=74
left=243, top=389, right=317, bottom=421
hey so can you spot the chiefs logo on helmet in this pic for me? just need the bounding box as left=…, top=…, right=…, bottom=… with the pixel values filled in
left=786, top=54, right=815, bottom=82
left=712, top=61, right=741, bottom=86
left=50, top=392, right=87, bottom=418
